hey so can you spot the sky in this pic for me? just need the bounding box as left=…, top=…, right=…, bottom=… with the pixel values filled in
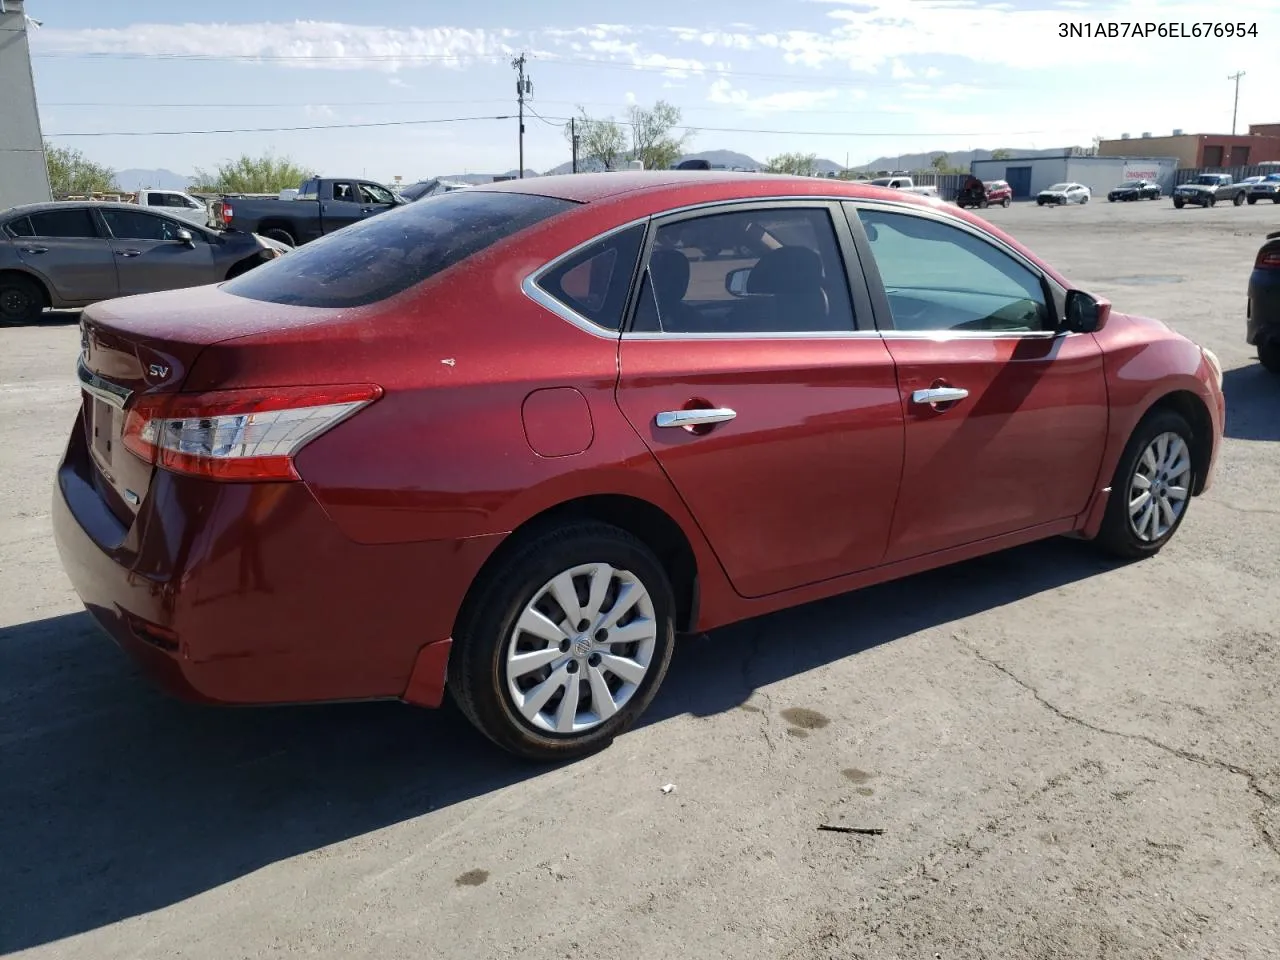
left=24, top=0, right=1280, bottom=186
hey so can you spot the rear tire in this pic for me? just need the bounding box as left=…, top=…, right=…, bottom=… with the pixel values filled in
left=1094, top=410, right=1197, bottom=560
left=1259, top=338, right=1280, bottom=374
left=1247, top=196, right=1258, bottom=205
left=0, top=274, right=44, bottom=324
left=448, top=521, right=678, bottom=761
left=261, top=228, right=296, bottom=247
left=1174, top=199, right=1185, bottom=209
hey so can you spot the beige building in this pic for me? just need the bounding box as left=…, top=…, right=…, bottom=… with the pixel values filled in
left=0, top=0, right=51, bottom=208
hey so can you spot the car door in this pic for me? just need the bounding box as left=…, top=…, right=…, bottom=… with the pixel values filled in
left=846, top=201, right=1108, bottom=563
left=612, top=201, right=906, bottom=599
left=320, top=181, right=364, bottom=233
left=8, top=207, right=118, bottom=303
left=357, top=182, right=398, bottom=220
left=97, top=208, right=216, bottom=296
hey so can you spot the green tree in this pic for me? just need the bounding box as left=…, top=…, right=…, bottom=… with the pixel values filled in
left=625, top=100, right=693, bottom=171
left=192, top=153, right=316, bottom=193
left=565, top=109, right=628, bottom=171
left=45, top=142, right=117, bottom=195
left=990, top=148, right=1013, bottom=161
left=764, top=152, right=819, bottom=176
left=930, top=152, right=949, bottom=172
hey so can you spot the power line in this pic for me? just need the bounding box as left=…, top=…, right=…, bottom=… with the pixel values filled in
left=46, top=114, right=513, bottom=137
left=44, top=112, right=1049, bottom=140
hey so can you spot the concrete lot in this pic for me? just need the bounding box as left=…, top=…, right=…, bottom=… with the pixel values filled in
left=2, top=199, right=1278, bottom=960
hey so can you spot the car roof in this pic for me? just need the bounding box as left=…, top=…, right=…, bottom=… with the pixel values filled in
left=466, top=170, right=938, bottom=206
left=1, top=200, right=170, bottom=217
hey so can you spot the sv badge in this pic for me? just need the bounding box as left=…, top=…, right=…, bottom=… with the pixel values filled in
left=148, top=363, right=171, bottom=379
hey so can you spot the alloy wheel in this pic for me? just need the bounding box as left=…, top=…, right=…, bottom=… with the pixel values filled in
left=0, top=287, right=33, bottom=320
left=1128, top=431, right=1192, bottom=542
left=504, top=562, right=658, bottom=735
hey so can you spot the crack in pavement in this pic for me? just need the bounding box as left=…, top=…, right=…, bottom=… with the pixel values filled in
left=958, top=636, right=1279, bottom=859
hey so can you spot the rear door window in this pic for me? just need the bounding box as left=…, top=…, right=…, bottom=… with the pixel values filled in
left=222, top=189, right=575, bottom=308
left=26, top=208, right=100, bottom=239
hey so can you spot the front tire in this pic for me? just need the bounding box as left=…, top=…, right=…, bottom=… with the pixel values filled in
left=0, top=274, right=44, bottom=324
left=1002, top=197, right=1011, bottom=208
left=1174, top=199, right=1185, bottom=208
left=1233, top=192, right=1245, bottom=206
left=448, top=522, right=678, bottom=761
left=1247, top=196, right=1258, bottom=205
left=1094, top=410, right=1197, bottom=560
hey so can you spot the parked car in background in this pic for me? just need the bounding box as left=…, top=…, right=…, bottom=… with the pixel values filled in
left=1247, top=229, right=1280, bottom=373
left=210, top=176, right=403, bottom=247
left=133, top=189, right=210, bottom=227
left=1246, top=174, right=1280, bottom=205
left=1037, top=183, right=1091, bottom=205
left=398, top=178, right=471, bottom=202
left=53, top=172, right=1225, bottom=761
left=0, top=202, right=286, bottom=324
left=956, top=177, right=1012, bottom=209
left=1107, top=180, right=1161, bottom=202
left=1172, top=174, right=1247, bottom=208
left=867, top=175, right=939, bottom=197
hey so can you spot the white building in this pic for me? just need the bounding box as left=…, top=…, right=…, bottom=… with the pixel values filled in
left=969, top=152, right=1179, bottom=200
left=0, top=0, right=51, bottom=208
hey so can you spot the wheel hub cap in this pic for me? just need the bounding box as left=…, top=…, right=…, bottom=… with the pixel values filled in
left=504, top=562, right=658, bottom=735
left=1128, top=431, right=1191, bottom=543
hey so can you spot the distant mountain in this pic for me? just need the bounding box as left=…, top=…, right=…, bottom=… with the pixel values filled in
left=435, top=169, right=537, bottom=184
left=853, top=147, right=1070, bottom=173
left=113, top=168, right=194, bottom=191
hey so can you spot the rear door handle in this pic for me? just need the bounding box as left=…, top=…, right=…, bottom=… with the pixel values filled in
left=911, top=387, right=969, bottom=406
left=655, top=408, right=737, bottom=428
left=116, top=250, right=142, bottom=258
left=21, top=246, right=48, bottom=255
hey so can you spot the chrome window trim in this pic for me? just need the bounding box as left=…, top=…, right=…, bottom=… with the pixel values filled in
left=520, top=193, right=1069, bottom=343
left=76, top=357, right=133, bottom=409
left=521, top=217, right=651, bottom=340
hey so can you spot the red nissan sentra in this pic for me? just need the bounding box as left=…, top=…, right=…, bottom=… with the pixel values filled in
left=53, top=172, right=1226, bottom=760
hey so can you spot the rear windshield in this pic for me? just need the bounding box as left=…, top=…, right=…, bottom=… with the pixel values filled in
left=222, top=190, right=574, bottom=308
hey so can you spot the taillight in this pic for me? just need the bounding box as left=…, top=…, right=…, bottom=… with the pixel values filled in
left=220, top=202, right=233, bottom=224
left=122, top=384, right=382, bottom=481
left=1256, top=248, right=1280, bottom=270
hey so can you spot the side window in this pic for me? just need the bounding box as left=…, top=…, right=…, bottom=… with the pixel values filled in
left=297, top=180, right=319, bottom=201
left=27, top=208, right=99, bottom=239
left=5, top=216, right=35, bottom=238
left=145, top=193, right=166, bottom=207
left=331, top=182, right=355, bottom=202
left=359, top=183, right=395, bottom=205
left=631, top=206, right=855, bottom=335
left=535, top=223, right=645, bottom=332
left=100, top=210, right=184, bottom=241
left=855, top=208, right=1052, bottom=333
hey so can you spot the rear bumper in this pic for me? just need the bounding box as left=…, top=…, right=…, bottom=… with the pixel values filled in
left=1247, top=271, right=1280, bottom=346
left=52, top=413, right=505, bottom=707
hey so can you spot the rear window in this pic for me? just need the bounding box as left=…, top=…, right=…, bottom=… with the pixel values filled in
left=222, top=190, right=575, bottom=308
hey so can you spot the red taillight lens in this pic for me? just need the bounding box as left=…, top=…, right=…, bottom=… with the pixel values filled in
left=122, top=384, right=382, bottom=481
left=221, top=203, right=233, bottom=223
left=1256, top=249, right=1280, bottom=269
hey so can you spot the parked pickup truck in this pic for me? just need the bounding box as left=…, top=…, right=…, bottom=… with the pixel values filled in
left=1172, top=174, right=1248, bottom=209
left=866, top=176, right=940, bottom=198
left=210, top=177, right=404, bottom=246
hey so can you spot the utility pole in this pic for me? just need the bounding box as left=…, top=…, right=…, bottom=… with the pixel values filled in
left=1227, top=71, right=1245, bottom=135
left=512, top=54, right=531, bottom=178
left=570, top=117, right=579, bottom=174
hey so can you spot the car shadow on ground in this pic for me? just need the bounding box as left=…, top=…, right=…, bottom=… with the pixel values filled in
left=1222, top=363, right=1280, bottom=441
left=0, top=537, right=1117, bottom=953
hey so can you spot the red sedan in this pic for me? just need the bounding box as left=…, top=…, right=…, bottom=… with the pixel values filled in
left=54, top=172, right=1226, bottom=760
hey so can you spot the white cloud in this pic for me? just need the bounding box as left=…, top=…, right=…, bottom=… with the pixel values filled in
left=33, top=20, right=515, bottom=72
left=625, top=91, right=637, bottom=105
left=890, top=59, right=913, bottom=79
left=707, top=78, right=851, bottom=113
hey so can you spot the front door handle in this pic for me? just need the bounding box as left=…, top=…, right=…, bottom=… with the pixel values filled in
left=116, top=249, right=142, bottom=258
left=655, top=408, right=737, bottom=428
left=21, top=246, right=48, bottom=255
left=911, top=386, right=969, bottom=406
